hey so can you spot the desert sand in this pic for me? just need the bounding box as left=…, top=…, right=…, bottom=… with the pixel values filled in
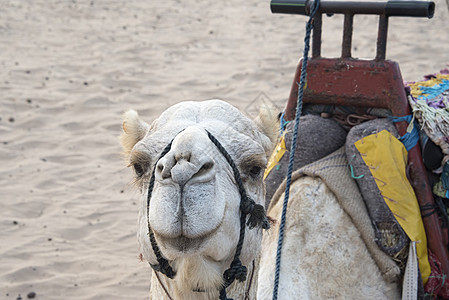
left=0, top=0, right=448, bottom=299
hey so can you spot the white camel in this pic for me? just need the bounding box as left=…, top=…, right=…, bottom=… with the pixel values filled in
left=120, top=100, right=400, bottom=299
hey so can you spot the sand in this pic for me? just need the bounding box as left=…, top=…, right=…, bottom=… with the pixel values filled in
left=0, top=0, right=448, bottom=299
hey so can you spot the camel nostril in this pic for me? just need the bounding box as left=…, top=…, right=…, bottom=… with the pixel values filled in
left=156, top=148, right=214, bottom=185
left=157, top=161, right=171, bottom=179
left=193, top=161, right=214, bottom=179
left=202, top=162, right=214, bottom=171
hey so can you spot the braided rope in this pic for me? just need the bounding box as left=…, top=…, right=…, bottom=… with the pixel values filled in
left=206, top=130, right=269, bottom=300
left=206, top=131, right=269, bottom=230
left=272, top=1, right=320, bottom=299
left=147, top=139, right=177, bottom=279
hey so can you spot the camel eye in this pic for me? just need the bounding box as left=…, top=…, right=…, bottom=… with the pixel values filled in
left=248, top=166, right=262, bottom=179
left=133, top=163, right=145, bottom=177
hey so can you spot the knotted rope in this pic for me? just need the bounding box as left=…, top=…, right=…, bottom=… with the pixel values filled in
left=206, top=130, right=269, bottom=300
left=206, top=131, right=270, bottom=231
left=147, top=139, right=177, bottom=279
left=272, top=0, right=320, bottom=299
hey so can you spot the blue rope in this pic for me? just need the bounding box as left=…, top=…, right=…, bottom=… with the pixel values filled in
left=390, top=115, right=420, bottom=151
left=272, top=1, right=320, bottom=299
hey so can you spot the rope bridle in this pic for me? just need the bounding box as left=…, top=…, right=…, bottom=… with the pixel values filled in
left=146, top=129, right=270, bottom=300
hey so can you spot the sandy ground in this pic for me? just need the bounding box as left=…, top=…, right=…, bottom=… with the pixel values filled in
left=0, top=0, right=448, bottom=299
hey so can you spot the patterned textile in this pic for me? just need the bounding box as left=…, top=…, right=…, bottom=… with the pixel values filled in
left=406, top=70, right=449, bottom=167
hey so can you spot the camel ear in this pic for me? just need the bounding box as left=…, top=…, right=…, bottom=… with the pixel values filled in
left=120, top=110, right=150, bottom=155
left=254, top=104, right=280, bottom=156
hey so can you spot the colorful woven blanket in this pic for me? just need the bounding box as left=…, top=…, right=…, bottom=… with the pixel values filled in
left=407, top=69, right=449, bottom=168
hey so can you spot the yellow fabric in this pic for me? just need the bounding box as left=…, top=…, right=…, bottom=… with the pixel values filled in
left=264, top=132, right=287, bottom=180
left=355, top=130, right=430, bottom=284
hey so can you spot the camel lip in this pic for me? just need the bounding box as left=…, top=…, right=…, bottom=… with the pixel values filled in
left=153, top=217, right=223, bottom=254
left=149, top=181, right=224, bottom=238
left=156, top=234, right=206, bottom=253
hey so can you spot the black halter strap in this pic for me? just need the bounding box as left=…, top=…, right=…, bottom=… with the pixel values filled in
left=147, top=139, right=177, bottom=279
left=146, top=129, right=269, bottom=300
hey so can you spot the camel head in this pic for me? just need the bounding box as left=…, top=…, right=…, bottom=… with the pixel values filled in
left=120, top=100, right=277, bottom=297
